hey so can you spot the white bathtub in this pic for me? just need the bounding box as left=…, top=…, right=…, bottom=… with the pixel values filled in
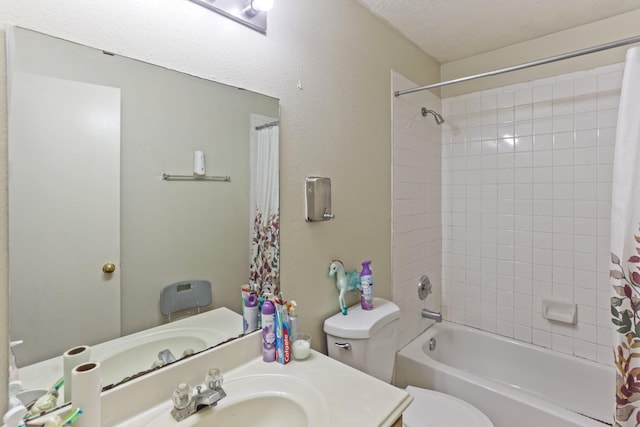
left=395, top=322, right=614, bottom=427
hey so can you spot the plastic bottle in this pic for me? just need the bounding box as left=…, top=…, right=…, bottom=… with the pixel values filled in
left=288, top=301, right=299, bottom=338
left=8, top=381, right=23, bottom=411
left=257, top=295, right=266, bottom=328
left=360, top=260, right=374, bottom=310
left=9, top=341, right=22, bottom=383
left=241, top=284, right=251, bottom=322
left=243, top=293, right=259, bottom=333
left=261, top=299, right=276, bottom=362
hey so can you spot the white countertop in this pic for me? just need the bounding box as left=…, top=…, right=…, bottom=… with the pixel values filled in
left=29, top=330, right=412, bottom=426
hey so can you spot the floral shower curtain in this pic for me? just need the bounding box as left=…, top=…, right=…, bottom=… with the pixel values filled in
left=610, top=47, right=640, bottom=426
left=249, top=121, right=280, bottom=296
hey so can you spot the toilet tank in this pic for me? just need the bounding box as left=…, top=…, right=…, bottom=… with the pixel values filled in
left=323, top=298, right=400, bottom=383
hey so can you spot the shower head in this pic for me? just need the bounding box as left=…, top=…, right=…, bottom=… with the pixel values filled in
left=421, top=107, right=445, bottom=125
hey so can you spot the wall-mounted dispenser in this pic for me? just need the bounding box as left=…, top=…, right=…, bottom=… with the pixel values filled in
left=305, top=177, right=334, bottom=222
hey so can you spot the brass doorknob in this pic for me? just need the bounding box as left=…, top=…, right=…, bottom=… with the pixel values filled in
left=102, top=262, right=116, bottom=274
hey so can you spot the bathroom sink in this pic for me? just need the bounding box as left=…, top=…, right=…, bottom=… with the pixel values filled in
left=170, top=395, right=308, bottom=427
left=97, top=328, right=223, bottom=386
left=124, top=374, right=330, bottom=426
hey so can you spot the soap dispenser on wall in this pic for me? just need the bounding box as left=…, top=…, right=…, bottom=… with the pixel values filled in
left=305, top=177, right=335, bottom=222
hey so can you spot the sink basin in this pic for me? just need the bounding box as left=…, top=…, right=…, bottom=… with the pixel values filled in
left=98, top=328, right=224, bottom=386
left=179, top=395, right=307, bottom=426
left=19, top=308, right=243, bottom=398
left=125, top=374, right=330, bottom=426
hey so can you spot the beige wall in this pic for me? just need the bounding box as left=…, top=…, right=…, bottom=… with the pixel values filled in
left=441, top=9, right=640, bottom=97
left=0, top=29, right=8, bottom=415
left=0, top=0, right=439, bottom=411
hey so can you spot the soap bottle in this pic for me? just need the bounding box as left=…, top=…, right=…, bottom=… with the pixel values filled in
left=261, top=299, right=276, bottom=362
left=243, top=293, right=259, bottom=333
left=360, top=260, right=374, bottom=310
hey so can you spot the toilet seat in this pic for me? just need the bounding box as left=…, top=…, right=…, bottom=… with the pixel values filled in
left=402, top=386, right=494, bottom=427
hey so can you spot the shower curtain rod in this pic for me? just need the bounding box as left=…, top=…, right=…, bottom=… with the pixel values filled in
left=394, top=34, right=640, bottom=97
left=255, top=120, right=280, bottom=131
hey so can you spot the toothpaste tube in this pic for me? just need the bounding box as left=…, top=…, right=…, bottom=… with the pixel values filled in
left=275, top=300, right=291, bottom=364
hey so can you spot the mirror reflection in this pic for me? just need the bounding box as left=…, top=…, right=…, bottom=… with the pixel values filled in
left=7, top=27, right=279, bottom=414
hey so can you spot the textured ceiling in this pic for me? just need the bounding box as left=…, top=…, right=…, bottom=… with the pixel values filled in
left=356, top=0, right=640, bottom=63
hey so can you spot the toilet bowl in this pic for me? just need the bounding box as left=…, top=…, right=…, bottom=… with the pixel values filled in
left=403, top=386, right=493, bottom=427
left=324, top=298, right=494, bottom=427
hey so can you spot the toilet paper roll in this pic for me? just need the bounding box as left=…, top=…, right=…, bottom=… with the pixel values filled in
left=71, top=362, right=101, bottom=427
left=193, top=150, right=205, bottom=176
left=63, top=345, right=91, bottom=402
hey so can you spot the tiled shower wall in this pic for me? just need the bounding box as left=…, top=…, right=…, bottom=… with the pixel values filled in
left=441, top=63, right=623, bottom=364
left=392, top=72, right=442, bottom=349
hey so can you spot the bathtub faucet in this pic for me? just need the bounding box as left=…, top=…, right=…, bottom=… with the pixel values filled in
left=422, top=308, right=442, bottom=322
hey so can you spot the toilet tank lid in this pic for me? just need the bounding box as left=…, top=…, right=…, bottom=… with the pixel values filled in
left=323, top=298, right=400, bottom=339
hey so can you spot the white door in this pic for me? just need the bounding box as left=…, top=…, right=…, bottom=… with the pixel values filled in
left=9, top=73, right=121, bottom=366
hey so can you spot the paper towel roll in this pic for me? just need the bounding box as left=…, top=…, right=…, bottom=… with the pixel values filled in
left=63, top=345, right=91, bottom=402
left=71, top=362, right=101, bottom=427
left=193, top=150, right=205, bottom=176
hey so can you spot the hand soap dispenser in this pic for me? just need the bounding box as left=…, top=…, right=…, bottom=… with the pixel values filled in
left=304, top=177, right=335, bottom=221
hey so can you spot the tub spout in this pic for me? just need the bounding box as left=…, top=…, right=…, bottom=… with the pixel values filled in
left=422, top=308, right=442, bottom=322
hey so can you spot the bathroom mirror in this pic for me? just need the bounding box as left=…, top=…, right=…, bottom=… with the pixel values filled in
left=6, top=27, right=279, bottom=412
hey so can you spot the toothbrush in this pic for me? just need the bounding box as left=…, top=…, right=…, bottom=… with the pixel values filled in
left=61, top=408, right=83, bottom=425
left=51, top=377, right=64, bottom=392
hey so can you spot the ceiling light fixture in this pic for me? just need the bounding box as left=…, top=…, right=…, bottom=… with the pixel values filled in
left=188, top=0, right=273, bottom=34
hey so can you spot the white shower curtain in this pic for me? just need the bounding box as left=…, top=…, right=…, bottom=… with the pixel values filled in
left=249, top=122, right=280, bottom=296
left=610, top=47, right=640, bottom=426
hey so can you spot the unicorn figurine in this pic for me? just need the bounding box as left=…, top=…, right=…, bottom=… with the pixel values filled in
left=328, top=259, right=360, bottom=315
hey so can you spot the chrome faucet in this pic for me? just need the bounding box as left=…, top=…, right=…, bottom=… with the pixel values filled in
left=171, top=368, right=226, bottom=421
left=159, top=349, right=177, bottom=364
left=422, top=308, right=442, bottom=322
left=151, top=349, right=177, bottom=369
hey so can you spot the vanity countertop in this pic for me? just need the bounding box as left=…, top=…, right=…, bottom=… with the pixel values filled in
left=30, top=329, right=412, bottom=426
left=117, top=350, right=412, bottom=427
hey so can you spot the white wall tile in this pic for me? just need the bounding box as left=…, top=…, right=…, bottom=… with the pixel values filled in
left=441, top=63, right=622, bottom=365
left=574, top=76, right=597, bottom=96
left=392, top=72, right=442, bottom=350
left=532, top=329, right=552, bottom=348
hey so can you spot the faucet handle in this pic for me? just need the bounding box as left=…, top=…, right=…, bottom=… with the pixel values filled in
left=172, top=383, right=192, bottom=410
left=206, top=368, right=223, bottom=390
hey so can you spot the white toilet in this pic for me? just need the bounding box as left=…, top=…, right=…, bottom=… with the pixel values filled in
left=324, top=298, right=493, bottom=427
